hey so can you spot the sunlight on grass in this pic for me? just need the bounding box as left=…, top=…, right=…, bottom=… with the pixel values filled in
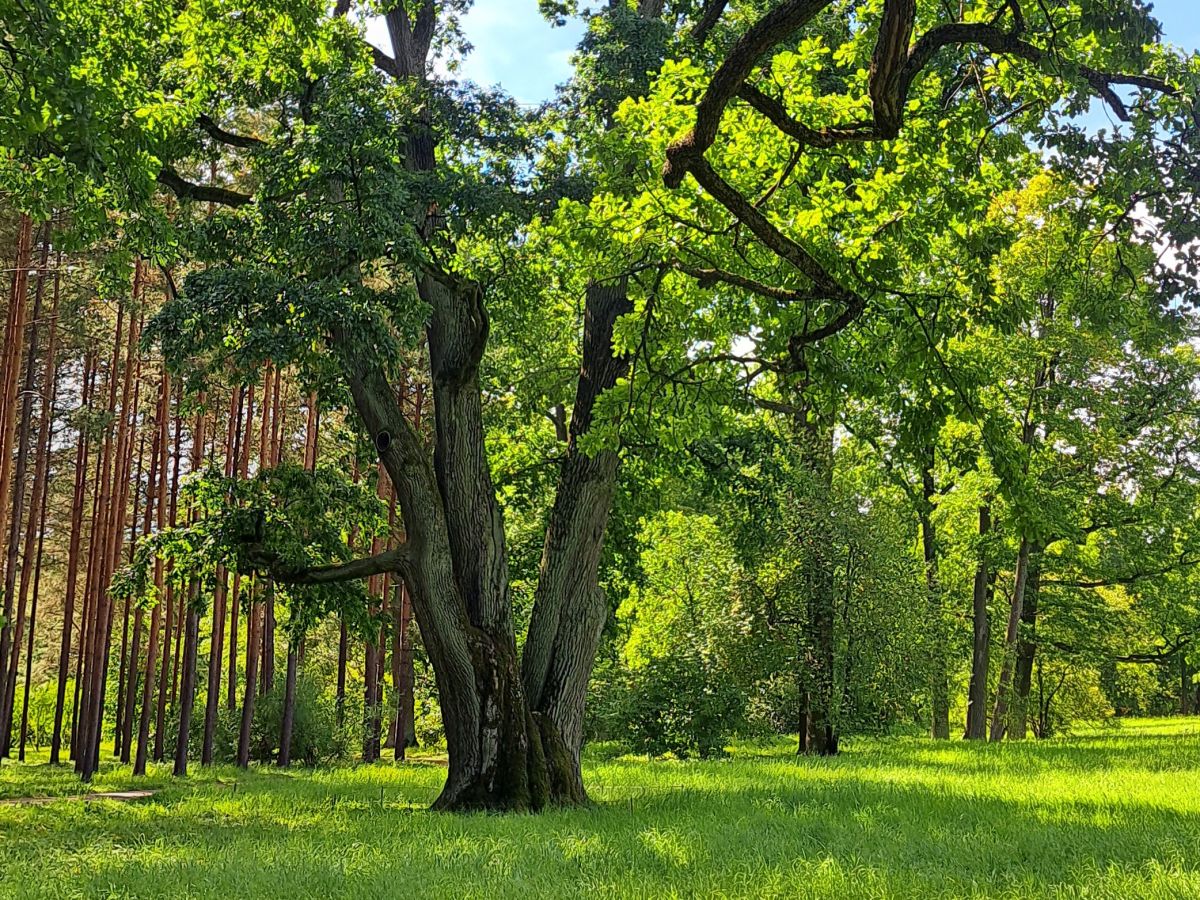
left=3, top=719, right=1200, bottom=898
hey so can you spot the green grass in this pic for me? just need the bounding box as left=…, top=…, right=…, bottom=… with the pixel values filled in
left=2, top=717, right=1199, bottom=899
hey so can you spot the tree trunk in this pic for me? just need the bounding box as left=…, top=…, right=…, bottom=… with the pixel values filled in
left=1010, top=559, right=1041, bottom=740
left=277, top=645, right=298, bottom=766
left=0, top=223, right=49, bottom=756
left=520, top=281, right=632, bottom=800
left=990, top=537, right=1033, bottom=741
left=51, top=354, right=95, bottom=764
left=236, top=581, right=262, bottom=768
left=920, top=458, right=949, bottom=739
left=173, top=402, right=207, bottom=776
left=0, top=216, right=34, bottom=710
left=964, top=504, right=992, bottom=740
left=795, top=399, right=838, bottom=757
left=18, top=280, right=58, bottom=759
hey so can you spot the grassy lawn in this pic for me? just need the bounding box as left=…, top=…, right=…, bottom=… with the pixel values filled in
left=2, top=717, right=1199, bottom=899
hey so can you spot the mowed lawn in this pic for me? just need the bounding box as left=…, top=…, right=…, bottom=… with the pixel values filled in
left=2, top=718, right=1199, bottom=899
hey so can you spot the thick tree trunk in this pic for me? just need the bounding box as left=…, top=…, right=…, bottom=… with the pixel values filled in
left=990, top=537, right=1033, bottom=741
left=964, top=505, right=992, bottom=740
left=521, top=281, right=632, bottom=801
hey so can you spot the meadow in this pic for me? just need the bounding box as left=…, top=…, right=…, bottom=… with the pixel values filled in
left=1, top=718, right=1198, bottom=899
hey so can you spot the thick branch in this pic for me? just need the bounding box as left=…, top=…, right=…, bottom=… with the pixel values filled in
left=688, top=155, right=850, bottom=300
left=737, top=83, right=877, bottom=147
left=262, top=546, right=411, bottom=586
left=691, top=0, right=730, bottom=45
left=901, top=21, right=1176, bottom=122
left=157, top=167, right=253, bottom=207
left=196, top=114, right=264, bottom=149
left=663, top=0, right=835, bottom=187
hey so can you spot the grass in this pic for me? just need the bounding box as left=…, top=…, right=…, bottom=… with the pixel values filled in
left=2, top=717, right=1199, bottom=899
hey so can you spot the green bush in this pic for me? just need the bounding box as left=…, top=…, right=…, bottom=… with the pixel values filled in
left=621, top=652, right=744, bottom=759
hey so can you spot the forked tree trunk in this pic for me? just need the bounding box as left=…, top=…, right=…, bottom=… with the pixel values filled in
left=990, top=537, right=1033, bottom=741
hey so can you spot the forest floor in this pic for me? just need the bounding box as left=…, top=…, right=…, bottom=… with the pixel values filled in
left=1, top=717, right=1198, bottom=899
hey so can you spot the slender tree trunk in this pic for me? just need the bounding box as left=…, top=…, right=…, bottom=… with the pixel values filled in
left=155, top=392, right=183, bottom=761
left=0, top=224, right=49, bottom=756
left=173, top=401, right=207, bottom=776
left=1181, top=654, right=1192, bottom=716
left=336, top=618, right=347, bottom=728
left=17, top=271, right=58, bottom=758
left=964, top=505, right=993, bottom=740
left=92, top=309, right=142, bottom=770
left=792, top=396, right=838, bottom=757
left=258, top=366, right=276, bottom=698
left=51, top=354, right=94, bottom=763
left=237, top=580, right=262, bottom=768
left=921, top=458, right=949, bottom=739
left=115, top=430, right=148, bottom=761
left=0, top=216, right=34, bottom=706
left=202, top=388, right=241, bottom=764
left=1010, top=559, right=1041, bottom=739
left=277, top=645, right=298, bottom=766
left=990, top=537, right=1033, bottom=741
left=134, top=373, right=171, bottom=775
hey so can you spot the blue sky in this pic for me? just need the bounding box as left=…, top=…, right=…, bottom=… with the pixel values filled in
left=415, top=0, right=1199, bottom=105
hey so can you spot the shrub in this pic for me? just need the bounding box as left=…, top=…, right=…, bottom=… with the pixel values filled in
left=621, top=652, right=744, bottom=759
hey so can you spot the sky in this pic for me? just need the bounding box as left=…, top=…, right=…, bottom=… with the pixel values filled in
left=367, top=0, right=1200, bottom=105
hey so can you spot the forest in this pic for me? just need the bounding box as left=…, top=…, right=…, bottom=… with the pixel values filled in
left=0, top=0, right=1199, bottom=896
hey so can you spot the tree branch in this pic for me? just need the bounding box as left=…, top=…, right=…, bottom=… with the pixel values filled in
left=196, top=114, right=263, bottom=149
left=663, top=0, right=836, bottom=187
left=691, top=0, right=730, bottom=45
left=248, top=545, right=410, bottom=586
left=156, top=167, right=253, bottom=207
